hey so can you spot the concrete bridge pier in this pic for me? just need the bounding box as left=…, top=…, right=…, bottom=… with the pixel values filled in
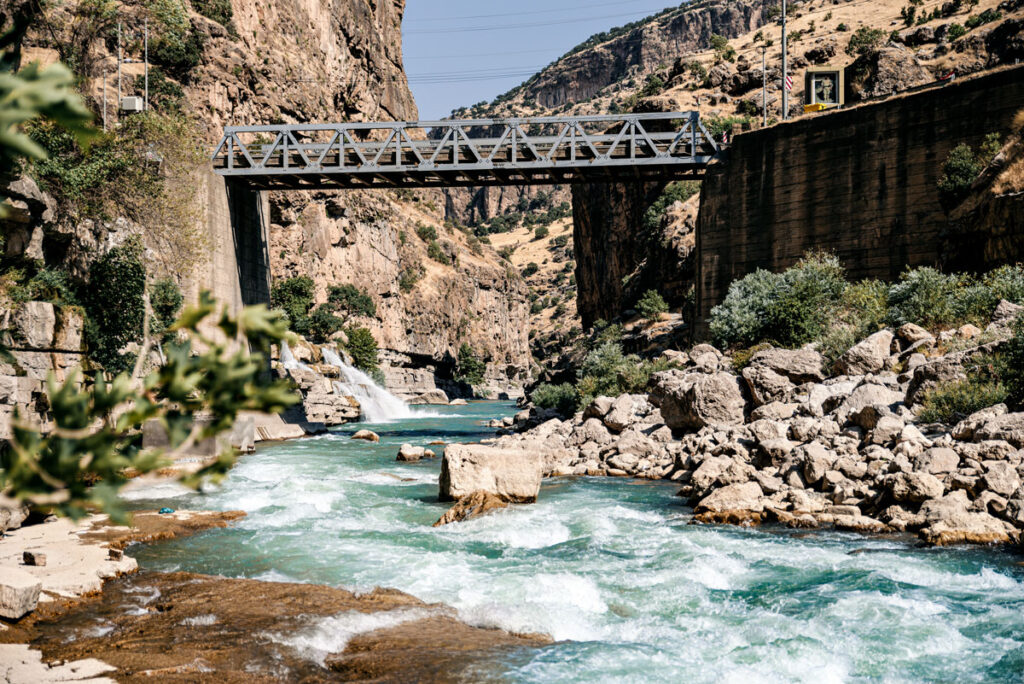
left=225, top=179, right=272, bottom=308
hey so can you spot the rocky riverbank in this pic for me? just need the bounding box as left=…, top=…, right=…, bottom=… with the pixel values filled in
left=469, top=305, right=1024, bottom=547
left=0, top=502, right=549, bottom=681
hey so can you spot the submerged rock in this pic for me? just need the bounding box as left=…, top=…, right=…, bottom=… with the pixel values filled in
left=433, top=491, right=509, bottom=526
left=352, top=430, right=381, bottom=442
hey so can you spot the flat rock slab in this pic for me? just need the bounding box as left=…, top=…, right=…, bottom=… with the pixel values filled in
left=0, top=644, right=115, bottom=683
left=6, top=572, right=550, bottom=683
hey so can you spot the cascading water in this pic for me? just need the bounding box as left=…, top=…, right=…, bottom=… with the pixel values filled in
left=320, top=347, right=416, bottom=423
left=279, top=340, right=309, bottom=371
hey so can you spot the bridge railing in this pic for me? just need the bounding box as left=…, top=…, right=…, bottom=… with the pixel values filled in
left=211, top=113, right=718, bottom=187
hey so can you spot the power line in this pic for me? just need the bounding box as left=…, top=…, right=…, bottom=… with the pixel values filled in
left=404, top=0, right=674, bottom=23
left=403, top=9, right=672, bottom=35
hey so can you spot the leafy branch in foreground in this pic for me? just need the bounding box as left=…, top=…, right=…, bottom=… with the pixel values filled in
left=0, top=293, right=300, bottom=522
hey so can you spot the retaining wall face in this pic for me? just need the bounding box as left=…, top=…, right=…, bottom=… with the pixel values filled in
left=694, top=64, right=1024, bottom=337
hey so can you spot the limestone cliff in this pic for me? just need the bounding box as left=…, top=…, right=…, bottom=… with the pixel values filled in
left=14, top=0, right=531, bottom=396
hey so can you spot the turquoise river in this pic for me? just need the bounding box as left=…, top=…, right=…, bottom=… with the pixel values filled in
left=125, top=402, right=1024, bottom=682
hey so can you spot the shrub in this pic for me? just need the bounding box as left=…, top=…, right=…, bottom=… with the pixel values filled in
left=643, top=181, right=700, bottom=233
left=918, top=374, right=1008, bottom=424
left=710, top=252, right=846, bottom=348
left=575, top=342, right=675, bottom=407
left=531, top=382, right=579, bottom=415
left=846, top=27, right=887, bottom=55
left=886, top=267, right=965, bottom=330
left=345, top=326, right=379, bottom=372
left=86, top=238, right=146, bottom=372
left=270, top=276, right=314, bottom=333
left=427, top=240, right=450, bottom=265
left=710, top=34, right=736, bottom=62
left=327, top=284, right=376, bottom=319
left=534, top=226, right=550, bottom=241
left=983, top=265, right=1024, bottom=304
left=1003, top=316, right=1024, bottom=409
left=637, top=289, right=669, bottom=320
left=19, top=268, right=80, bottom=307
left=455, top=342, right=486, bottom=386
left=530, top=300, right=545, bottom=314
left=640, top=72, right=667, bottom=97
left=467, top=236, right=484, bottom=255
left=134, top=67, right=184, bottom=113
left=150, top=277, right=183, bottom=335
left=523, top=262, right=539, bottom=278
left=148, top=0, right=206, bottom=77
left=938, top=143, right=982, bottom=206
left=551, top=234, right=569, bottom=249
left=192, top=0, right=233, bottom=25
left=398, top=265, right=423, bottom=293
left=730, top=342, right=774, bottom=372
left=415, top=223, right=438, bottom=241
left=947, top=23, right=966, bottom=40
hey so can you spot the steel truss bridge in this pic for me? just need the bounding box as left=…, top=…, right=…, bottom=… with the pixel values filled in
left=211, top=112, right=720, bottom=190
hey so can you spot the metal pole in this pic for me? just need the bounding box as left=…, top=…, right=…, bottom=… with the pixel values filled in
left=761, top=46, right=768, bottom=127
left=781, top=0, right=788, bottom=120
left=144, top=19, right=149, bottom=111
left=103, top=73, right=107, bottom=131
left=117, top=22, right=122, bottom=110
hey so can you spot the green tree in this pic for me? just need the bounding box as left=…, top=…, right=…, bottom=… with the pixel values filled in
left=270, top=276, right=315, bottom=334
left=150, top=277, right=184, bottom=336
left=637, top=289, right=669, bottom=320
left=345, top=326, right=379, bottom=373
left=85, top=238, right=147, bottom=372
left=327, top=284, right=376, bottom=320
left=846, top=27, right=887, bottom=55
left=455, top=342, right=486, bottom=386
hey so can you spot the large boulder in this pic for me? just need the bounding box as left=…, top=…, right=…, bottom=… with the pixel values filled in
left=844, top=46, right=932, bottom=102
left=833, top=331, right=894, bottom=376
left=692, top=482, right=765, bottom=524
left=833, top=383, right=904, bottom=423
left=746, top=348, right=825, bottom=383
left=652, top=370, right=747, bottom=431
left=408, top=389, right=450, bottom=405
left=973, top=413, right=1024, bottom=448
left=439, top=444, right=542, bottom=503
left=0, top=567, right=42, bottom=619
left=906, top=358, right=967, bottom=406
left=918, top=490, right=1019, bottom=546
left=603, top=395, right=636, bottom=432
left=888, top=471, right=944, bottom=503
left=741, top=364, right=793, bottom=407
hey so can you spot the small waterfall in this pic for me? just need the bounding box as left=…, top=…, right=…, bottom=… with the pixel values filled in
left=279, top=340, right=310, bottom=371
left=321, top=347, right=416, bottom=423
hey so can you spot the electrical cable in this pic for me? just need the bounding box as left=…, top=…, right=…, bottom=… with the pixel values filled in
left=404, top=0, right=675, bottom=23
left=403, top=9, right=675, bottom=35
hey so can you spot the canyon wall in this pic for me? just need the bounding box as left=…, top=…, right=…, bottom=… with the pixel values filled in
left=694, top=64, right=1024, bottom=335
left=14, top=0, right=531, bottom=396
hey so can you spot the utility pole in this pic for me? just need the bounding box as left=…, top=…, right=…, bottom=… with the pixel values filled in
left=144, top=18, right=149, bottom=111
left=761, top=45, right=768, bottom=127
left=103, top=73, right=107, bottom=131
left=116, top=22, right=122, bottom=109
left=781, top=0, right=788, bottom=120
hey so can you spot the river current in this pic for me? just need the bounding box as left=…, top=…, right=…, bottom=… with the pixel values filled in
left=126, top=402, right=1024, bottom=682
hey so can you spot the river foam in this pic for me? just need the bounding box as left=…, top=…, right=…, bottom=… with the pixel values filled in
left=130, top=402, right=1024, bottom=682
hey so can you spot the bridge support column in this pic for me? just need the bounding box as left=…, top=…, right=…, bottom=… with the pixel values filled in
left=572, top=181, right=671, bottom=328
left=226, top=179, right=272, bottom=307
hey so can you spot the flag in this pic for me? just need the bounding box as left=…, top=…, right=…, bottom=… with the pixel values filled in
left=784, top=75, right=794, bottom=91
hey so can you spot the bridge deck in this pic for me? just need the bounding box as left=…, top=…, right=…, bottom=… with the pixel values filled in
left=211, top=113, right=719, bottom=189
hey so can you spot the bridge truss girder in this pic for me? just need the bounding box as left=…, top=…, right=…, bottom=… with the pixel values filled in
left=211, top=112, right=719, bottom=190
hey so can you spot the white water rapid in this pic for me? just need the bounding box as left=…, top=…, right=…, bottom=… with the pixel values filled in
left=320, top=347, right=417, bottom=423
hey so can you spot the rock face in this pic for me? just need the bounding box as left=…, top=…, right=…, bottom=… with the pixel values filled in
left=844, top=47, right=933, bottom=102
left=438, top=445, right=542, bottom=503
left=520, top=1, right=769, bottom=108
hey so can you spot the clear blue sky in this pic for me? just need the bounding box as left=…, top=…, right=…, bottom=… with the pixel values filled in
left=402, top=0, right=682, bottom=121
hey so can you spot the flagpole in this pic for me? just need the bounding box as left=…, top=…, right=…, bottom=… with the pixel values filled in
left=781, top=0, right=788, bottom=120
